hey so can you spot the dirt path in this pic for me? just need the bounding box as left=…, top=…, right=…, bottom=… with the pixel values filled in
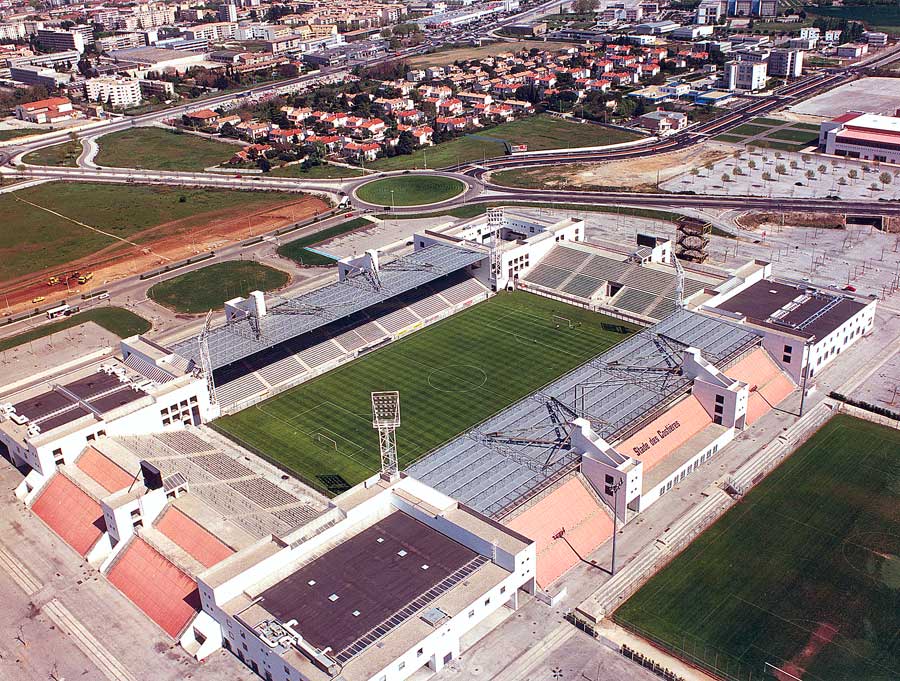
left=2, top=195, right=328, bottom=312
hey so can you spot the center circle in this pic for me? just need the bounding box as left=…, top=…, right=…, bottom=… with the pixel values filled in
left=427, top=365, right=487, bottom=392
left=354, top=175, right=466, bottom=206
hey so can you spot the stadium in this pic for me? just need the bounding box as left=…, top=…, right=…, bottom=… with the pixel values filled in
left=0, top=207, right=878, bottom=681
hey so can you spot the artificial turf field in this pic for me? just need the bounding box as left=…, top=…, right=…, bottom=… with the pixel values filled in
left=614, top=414, right=900, bottom=681
left=214, top=291, right=636, bottom=495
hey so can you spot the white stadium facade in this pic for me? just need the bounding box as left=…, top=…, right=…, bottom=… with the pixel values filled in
left=0, top=209, right=876, bottom=681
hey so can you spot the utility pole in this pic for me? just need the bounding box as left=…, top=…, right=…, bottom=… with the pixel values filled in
left=606, top=479, right=624, bottom=575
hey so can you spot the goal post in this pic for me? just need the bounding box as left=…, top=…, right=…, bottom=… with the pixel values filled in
left=313, top=432, right=338, bottom=451
left=552, top=314, right=579, bottom=329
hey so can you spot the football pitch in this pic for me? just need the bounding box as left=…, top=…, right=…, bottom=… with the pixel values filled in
left=614, top=415, right=900, bottom=681
left=213, top=292, right=637, bottom=495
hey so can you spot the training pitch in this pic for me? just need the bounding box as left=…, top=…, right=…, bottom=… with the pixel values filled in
left=614, top=414, right=900, bottom=681
left=214, top=292, right=636, bottom=495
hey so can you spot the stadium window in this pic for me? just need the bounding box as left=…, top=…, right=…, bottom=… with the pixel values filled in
left=500, top=586, right=506, bottom=594
left=468, top=610, right=475, bottom=618
left=659, top=485, right=666, bottom=496
left=714, top=415, right=723, bottom=425
left=783, top=355, right=791, bottom=363
left=53, top=448, right=64, bottom=465
left=417, top=648, right=424, bottom=657
left=783, top=345, right=792, bottom=355
left=399, top=661, right=406, bottom=671
left=715, top=394, right=724, bottom=405
left=97, top=430, right=105, bottom=437
left=86, top=434, right=95, bottom=442
left=484, top=598, right=491, bottom=606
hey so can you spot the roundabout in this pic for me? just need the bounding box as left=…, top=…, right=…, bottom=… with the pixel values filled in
left=353, top=174, right=467, bottom=207
left=427, top=364, right=488, bottom=393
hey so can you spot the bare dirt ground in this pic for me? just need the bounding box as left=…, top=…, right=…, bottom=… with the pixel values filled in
left=491, top=142, right=733, bottom=191
left=737, top=211, right=846, bottom=231
left=3, top=195, right=328, bottom=313
left=406, top=41, right=580, bottom=68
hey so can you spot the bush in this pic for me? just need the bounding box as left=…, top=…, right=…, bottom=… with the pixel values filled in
left=829, top=392, right=900, bottom=421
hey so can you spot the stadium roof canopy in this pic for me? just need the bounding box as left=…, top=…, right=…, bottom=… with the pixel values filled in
left=408, top=310, right=761, bottom=519
left=169, top=243, right=487, bottom=370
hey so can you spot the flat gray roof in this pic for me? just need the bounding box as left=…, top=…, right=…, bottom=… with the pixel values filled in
left=408, top=309, right=760, bottom=518
left=170, top=243, right=487, bottom=370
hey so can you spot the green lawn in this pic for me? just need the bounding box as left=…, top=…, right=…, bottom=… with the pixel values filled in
left=95, top=128, right=237, bottom=171
left=752, top=139, right=809, bottom=152
left=727, top=124, right=772, bottom=137
left=22, top=141, right=81, bottom=167
left=0, top=128, right=41, bottom=142
left=765, top=128, right=819, bottom=144
left=269, top=163, right=366, bottom=179
left=370, top=136, right=506, bottom=171
left=0, top=183, right=302, bottom=284
left=0, top=307, right=150, bottom=353
left=355, top=175, right=464, bottom=206
left=747, top=117, right=785, bottom=127
left=147, top=260, right=289, bottom=314
left=808, top=4, right=900, bottom=33
left=713, top=134, right=744, bottom=143
left=214, top=292, right=636, bottom=494
left=369, top=115, right=640, bottom=171
left=276, top=217, right=373, bottom=266
left=615, top=415, right=900, bottom=681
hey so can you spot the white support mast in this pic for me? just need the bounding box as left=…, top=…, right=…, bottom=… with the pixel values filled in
left=198, top=310, right=218, bottom=406
left=371, top=391, right=401, bottom=480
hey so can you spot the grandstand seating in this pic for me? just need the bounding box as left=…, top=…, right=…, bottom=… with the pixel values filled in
left=208, top=273, right=489, bottom=412
left=31, top=474, right=105, bottom=556
left=296, top=339, right=345, bottom=370
left=523, top=263, right=573, bottom=291
left=114, top=429, right=330, bottom=540
left=610, top=287, right=659, bottom=316
left=408, top=294, right=450, bottom=319
left=375, top=307, right=420, bottom=334
left=524, top=244, right=720, bottom=321
left=215, top=373, right=267, bottom=409
left=334, top=329, right=369, bottom=353
left=507, top=476, right=613, bottom=588
left=256, top=355, right=306, bottom=387
left=726, top=348, right=796, bottom=424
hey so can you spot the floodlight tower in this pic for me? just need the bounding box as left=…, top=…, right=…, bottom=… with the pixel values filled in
left=371, top=391, right=401, bottom=480
left=487, top=207, right=504, bottom=287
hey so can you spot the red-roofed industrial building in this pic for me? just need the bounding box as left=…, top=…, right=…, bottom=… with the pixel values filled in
left=819, top=110, right=900, bottom=163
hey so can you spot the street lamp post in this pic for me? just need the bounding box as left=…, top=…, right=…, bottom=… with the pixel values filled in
left=606, top=479, right=624, bottom=575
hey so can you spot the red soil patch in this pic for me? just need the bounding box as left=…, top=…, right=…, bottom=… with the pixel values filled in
left=3, top=194, right=327, bottom=313
left=778, top=622, right=839, bottom=680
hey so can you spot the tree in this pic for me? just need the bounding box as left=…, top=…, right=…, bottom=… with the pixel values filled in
left=838, top=177, right=847, bottom=186
left=746, top=145, right=755, bottom=155
left=818, top=164, right=827, bottom=174
left=801, top=154, right=811, bottom=164
left=790, top=160, right=799, bottom=171
left=879, top=171, right=892, bottom=188
left=733, top=167, right=743, bottom=176
left=862, top=163, right=870, bottom=173
left=721, top=173, right=731, bottom=183
left=572, top=0, right=599, bottom=12
left=774, top=151, right=782, bottom=160
left=396, top=130, right=415, bottom=156
left=748, top=159, right=756, bottom=170
left=762, top=171, right=772, bottom=181
left=776, top=163, right=787, bottom=175
left=848, top=169, right=858, bottom=180
left=805, top=169, right=815, bottom=182
left=258, top=157, right=271, bottom=173
left=870, top=182, right=879, bottom=193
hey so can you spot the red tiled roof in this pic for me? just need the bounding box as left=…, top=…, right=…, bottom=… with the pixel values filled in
left=107, top=538, right=200, bottom=638
left=156, top=507, right=233, bottom=568
left=836, top=129, right=900, bottom=145
left=21, top=97, right=70, bottom=110
left=76, top=446, right=133, bottom=493
left=32, top=475, right=104, bottom=556
left=508, top=477, right=613, bottom=588
left=832, top=111, right=863, bottom=124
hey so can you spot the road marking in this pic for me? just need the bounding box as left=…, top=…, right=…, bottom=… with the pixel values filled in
left=0, top=544, right=42, bottom=595
left=43, top=598, right=139, bottom=681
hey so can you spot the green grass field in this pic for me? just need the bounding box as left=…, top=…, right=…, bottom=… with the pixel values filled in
left=147, top=260, right=289, bottom=313
left=808, top=4, right=900, bottom=33
left=615, top=415, right=900, bottom=681
left=728, top=124, right=772, bottom=137
left=0, top=128, right=41, bottom=141
left=276, top=216, right=373, bottom=266
left=0, top=307, right=150, bottom=353
left=22, top=141, right=81, bottom=167
left=765, top=128, right=819, bottom=144
left=355, top=175, right=464, bottom=206
left=214, top=292, right=637, bottom=494
left=0, top=183, right=301, bottom=284
left=369, top=115, right=639, bottom=171
left=95, top=128, right=237, bottom=171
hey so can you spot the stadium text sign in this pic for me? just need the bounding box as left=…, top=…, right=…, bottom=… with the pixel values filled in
left=632, top=420, right=681, bottom=457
